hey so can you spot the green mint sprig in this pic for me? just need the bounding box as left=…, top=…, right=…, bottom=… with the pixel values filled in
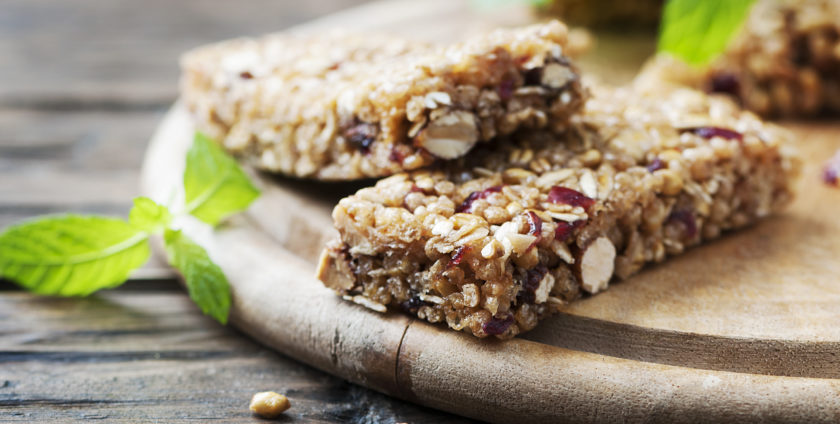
left=658, top=0, right=757, bottom=66
left=0, top=132, right=259, bottom=324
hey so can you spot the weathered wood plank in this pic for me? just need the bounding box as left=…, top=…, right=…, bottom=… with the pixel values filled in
left=0, top=291, right=475, bottom=423
left=0, top=0, right=371, bottom=108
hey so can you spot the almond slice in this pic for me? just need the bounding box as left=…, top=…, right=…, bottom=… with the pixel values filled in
left=415, top=111, right=479, bottom=159
left=574, top=236, right=616, bottom=294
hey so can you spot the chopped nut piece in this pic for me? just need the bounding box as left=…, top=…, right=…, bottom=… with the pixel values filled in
left=316, top=246, right=355, bottom=291
left=575, top=237, right=616, bottom=294
left=534, top=272, right=556, bottom=304
left=250, top=391, right=291, bottom=419
left=415, top=111, right=479, bottom=159
left=540, top=63, right=575, bottom=89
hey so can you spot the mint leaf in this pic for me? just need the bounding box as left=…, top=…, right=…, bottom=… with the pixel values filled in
left=658, top=0, right=756, bottom=66
left=129, top=197, right=172, bottom=233
left=184, top=133, right=260, bottom=226
left=163, top=229, right=231, bottom=324
left=0, top=215, right=150, bottom=296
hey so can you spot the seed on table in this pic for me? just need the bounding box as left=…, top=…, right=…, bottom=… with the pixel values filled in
left=249, top=391, right=291, bottom=419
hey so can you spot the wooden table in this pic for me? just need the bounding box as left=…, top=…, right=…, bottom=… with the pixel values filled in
left=0, top=1, right=475, bottom=421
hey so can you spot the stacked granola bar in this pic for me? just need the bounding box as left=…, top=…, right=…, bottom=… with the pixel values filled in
left=641, top=0, right=840, bottom=117
left=182, top=21, right=585, bottom=180
left=317, top=86, right=800, bottom=338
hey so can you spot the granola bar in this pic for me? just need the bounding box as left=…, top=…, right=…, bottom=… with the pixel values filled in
left=316, top=85, right=801, bottom=338
left=640, top=0, right=840, bottom=117
left=181, top=21, right=585, bottom=180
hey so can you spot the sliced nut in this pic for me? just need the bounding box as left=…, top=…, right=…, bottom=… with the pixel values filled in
left=424, top=91, right=452, bottom=109
left=534, top=272, right=556, bottom=304
left=493, top=221, right=536, bottom=256
left=463, top=283, right=481, bottom=308
left=579, top=149, right=602, bottom=167
left=343, top=295, right=387, bottom=313
left=541, top=63, right=575, bottom=89
left=419, top=293, right=445, bottom=304
left=574, top=236, right=616, bottom=294
left=250, top=391, right=291, bottom=419
left=415, top=111, right=479, bottom=159
left=579, top=170, right=598, bottom=199
left=502, top=168, right=536, bottom=184
left=550, top=239, right=574, bottom=264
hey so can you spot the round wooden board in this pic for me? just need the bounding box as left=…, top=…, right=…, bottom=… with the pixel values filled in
left=141, top=104, right=840, bottom=424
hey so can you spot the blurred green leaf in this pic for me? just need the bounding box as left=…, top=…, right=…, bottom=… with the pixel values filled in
left=658, top=0, right=756, bottom=65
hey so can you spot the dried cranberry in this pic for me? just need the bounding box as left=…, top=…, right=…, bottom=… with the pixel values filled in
left=482, top=314, right=514, bottom=336
left=554, top=219, right=585, bottom=241
left=400, top=296, right=425, bottom=313
left=646, top=157, right=665, bottom=173
left=516, top=264, right=548, bottom=304
left=709, top=72, right=740, bottom=96
left=525, top=211, right=542, bottom=249
left=547, top=186, right=595, bottom=210
left=498, top=78, right=515, bottom=101
left=456, top=185, right=503, bottom=213
left=823, top=151, right=840, bottom=187
left=448, top=246, right=469, bottom=268
left=345, top=122, right=378, bottom=153
left=681, top=126, right=743, bottom=142
left=239, top=71, right=254, bottom=79
left=668, top=209, right=697, bottom=238
left=389, top=146, right=406, bottom=164
left=824, top=167, right=839, bottom=186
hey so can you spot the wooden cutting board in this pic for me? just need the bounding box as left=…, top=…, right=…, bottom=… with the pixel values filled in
left=140, top=1, right=840, bottom=422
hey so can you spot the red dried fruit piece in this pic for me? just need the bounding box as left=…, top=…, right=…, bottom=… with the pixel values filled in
left=516, top=264, right=548, bottom=304
left=239, top=71, right=254, bottom=79
left=482, top=314, right=514, bottom=336
left=682, top=126, right=743, bottom=142
left=525, top=211, right=542, bottom=250
left=548, top=186, right=595, bottom=210
left=646, top=157, right=665, bottom=173
left=498, top=78, right=515, bottom=101
left=456, top=185, right=503, bottom=213
left=823, top=150, right=840, bottom=187
left=668, top=209, right=697, bottom=238
left=709, top=72, right=740, bottom=97
left=345, top=122, right=378, bottom=153
left=448, top=246, right=469, bottom=268
left=554, top=219, right=585, bottom=242
left=389, top=146, right=406, bottom=164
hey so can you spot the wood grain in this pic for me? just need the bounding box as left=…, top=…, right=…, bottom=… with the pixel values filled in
left=0, top=0, right=369, bottom=109
left=0, top=289, right=473, bottom=423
